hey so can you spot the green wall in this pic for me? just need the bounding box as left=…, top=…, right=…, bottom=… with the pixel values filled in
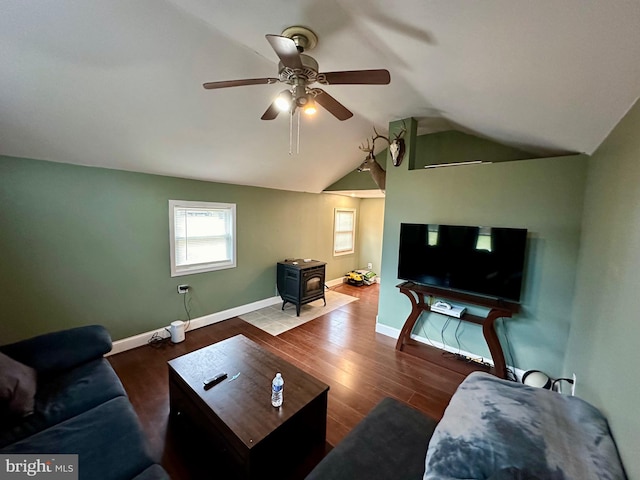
left=563, top=99, right=640, bottom=478
left=0, top=155, right=360, bottom=343
left=377, top=122, right=588, bottom=376
left=325, top=168, right=381, bottom=191
left=357, top=198, right=385, bottom=274
left=412, top=130, right=535, bottom=169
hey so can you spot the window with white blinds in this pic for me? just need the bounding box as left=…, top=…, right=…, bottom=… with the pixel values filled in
left=333, top=208, right=356, bottom=256
left=169, top=200, right=236, bottom=277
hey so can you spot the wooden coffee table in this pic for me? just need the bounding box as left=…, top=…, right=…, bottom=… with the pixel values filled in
left=168, top=334, right=329, bottom=479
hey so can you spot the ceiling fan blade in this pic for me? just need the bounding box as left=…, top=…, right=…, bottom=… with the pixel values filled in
left=203, top=78, right=279, bottom=90
left=266, top=34, right=303, bottom=70
left=261, top=101, right=280, bottom=120
left=314, top=89, right=353, bottom=121
left=320, top=69, right=391, bottom=85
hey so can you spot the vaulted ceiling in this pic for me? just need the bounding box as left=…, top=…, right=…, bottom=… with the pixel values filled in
left=1, top=1, right=639, bottom=193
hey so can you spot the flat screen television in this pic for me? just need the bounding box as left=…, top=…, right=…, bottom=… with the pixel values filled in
left=398, top=223, right=528, bottom=302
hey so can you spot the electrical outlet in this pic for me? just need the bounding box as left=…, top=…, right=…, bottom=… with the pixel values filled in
left=571, top=373, right=577, bottom=396
left=177, top=284, right=189, bottom=294
left=367, top=262, right=373, bottom=270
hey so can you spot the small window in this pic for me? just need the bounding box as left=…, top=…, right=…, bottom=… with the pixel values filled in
left=169, top=200, right=236, bottom=277
left=334, top=208, right=356, bottom=256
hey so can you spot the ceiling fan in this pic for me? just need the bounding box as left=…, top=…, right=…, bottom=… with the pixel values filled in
left=203, top=26, right=391, bottom=121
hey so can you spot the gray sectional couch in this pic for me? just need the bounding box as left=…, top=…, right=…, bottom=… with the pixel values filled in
left=307, top=372, right=627, bottom=480
left=0, top=325, right=168, bottom=480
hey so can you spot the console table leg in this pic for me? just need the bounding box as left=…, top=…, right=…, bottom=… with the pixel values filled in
left=483, top=311, right=508, bottom=379
left=395, top=288, right=424, bottom=351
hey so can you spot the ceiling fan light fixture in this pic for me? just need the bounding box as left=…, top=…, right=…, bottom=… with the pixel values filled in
left=303, top=97, right=317, bottom=115
left=274, top=90, right=293, bottom=111
left=203, top=25, right=389, bottom=126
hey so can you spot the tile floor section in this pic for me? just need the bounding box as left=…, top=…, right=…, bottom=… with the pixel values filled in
left=239, top=290, right=358, bottom=336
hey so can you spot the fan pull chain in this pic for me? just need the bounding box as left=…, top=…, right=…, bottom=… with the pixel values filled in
left=296, top=109, right=301, bottom=154
left=288, top=108, right=302, bottom=155
left=289, top=109, right=293, bottom=155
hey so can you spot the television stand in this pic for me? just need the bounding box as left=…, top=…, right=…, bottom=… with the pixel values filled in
left=395, top=282, right=520, bottom=379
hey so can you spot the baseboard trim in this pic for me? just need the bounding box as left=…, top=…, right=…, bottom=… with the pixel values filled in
left=326, top=277, right=345, bottom=288
left=109, top=295, right=281, bottom=356
left=109, top=276, right=346, bottom=356
left=374, top=321, right=525, bottom=380
left=374, top=321, right=400, bottom=340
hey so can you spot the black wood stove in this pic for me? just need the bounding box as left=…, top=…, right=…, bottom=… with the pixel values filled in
left=277, top=259, right=326, bottom=316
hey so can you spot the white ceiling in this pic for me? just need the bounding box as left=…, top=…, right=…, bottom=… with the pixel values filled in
left=1, top=1, right=639, bottom=193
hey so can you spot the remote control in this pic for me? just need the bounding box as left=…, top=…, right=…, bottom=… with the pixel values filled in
left=203, top=372, right=227, bottom=389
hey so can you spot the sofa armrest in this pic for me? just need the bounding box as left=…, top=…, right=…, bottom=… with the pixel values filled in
left=0, top=325, right=112, bottom=373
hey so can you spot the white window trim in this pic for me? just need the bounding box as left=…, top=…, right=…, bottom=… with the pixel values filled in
left=333, top=207, right=356, bottom=256
left=169, top=199, right=237, bottom=277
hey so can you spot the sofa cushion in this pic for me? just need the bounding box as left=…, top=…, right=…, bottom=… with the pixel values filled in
left=0, top=358, right=126, bottom=448
left=306, top=397, right=438, bottom=480
left=0, top=325, right=112, bottom=374
left=132, top=464, right=171, bottom=480
left=0, top=352, right=37, bottom=418
left=424, top=372, right=627, bottom=480
left=0, top=396, right=158, bottom=480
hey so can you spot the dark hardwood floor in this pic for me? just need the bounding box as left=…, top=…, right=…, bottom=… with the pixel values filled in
left=108, top=283, right=468, bottom=479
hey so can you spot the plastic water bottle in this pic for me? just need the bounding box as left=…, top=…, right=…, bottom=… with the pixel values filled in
left=271, top=373, right=284, bottom=407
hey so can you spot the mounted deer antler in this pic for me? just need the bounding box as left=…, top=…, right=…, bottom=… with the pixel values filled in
left=368, top=121, right=407, bottom=167
left=389, top=121, right=407, bottom=166
left=358, top=135, right=386, bottom=192
left=356, top=121, right=409, bottom=191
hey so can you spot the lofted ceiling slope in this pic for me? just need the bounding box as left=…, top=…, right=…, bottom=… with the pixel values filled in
left=1, top=1, right=639, bottom=193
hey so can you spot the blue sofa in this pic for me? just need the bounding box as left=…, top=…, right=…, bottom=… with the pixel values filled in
left=0, top=325, right=169, bottom=480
